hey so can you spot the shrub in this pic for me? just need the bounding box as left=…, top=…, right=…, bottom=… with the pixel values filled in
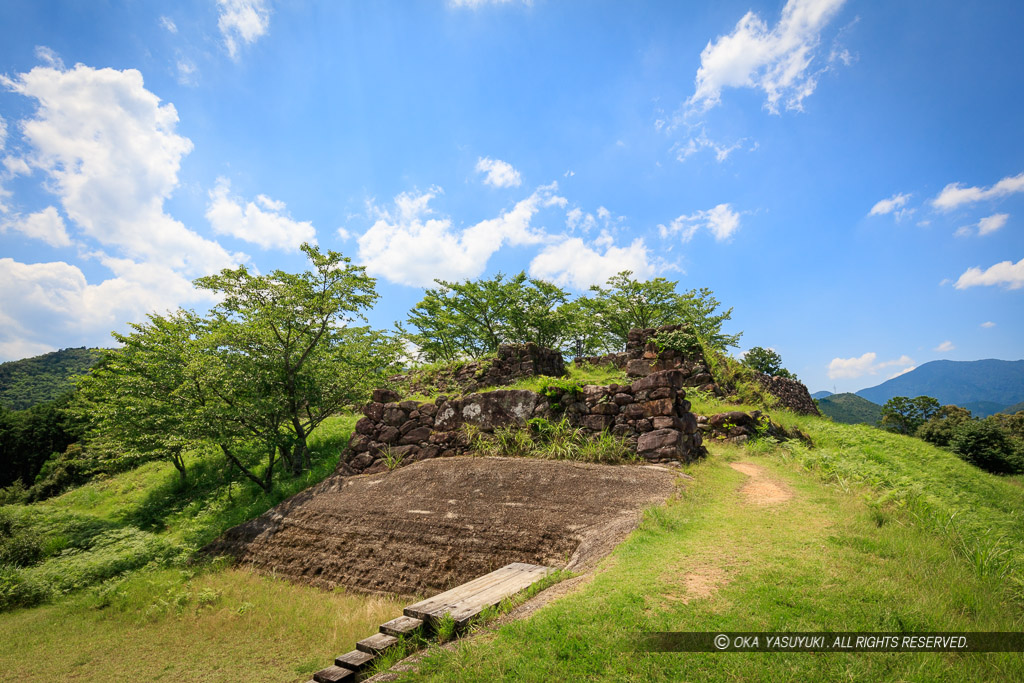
left=950, top=420, right=1023, bottom=475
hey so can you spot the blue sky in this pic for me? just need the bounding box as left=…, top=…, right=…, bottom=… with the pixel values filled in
left=0, top=0, right=1021, bottom=394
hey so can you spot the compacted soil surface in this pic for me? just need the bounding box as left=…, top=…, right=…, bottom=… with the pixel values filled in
left=205, top=456, right=679, bottom=597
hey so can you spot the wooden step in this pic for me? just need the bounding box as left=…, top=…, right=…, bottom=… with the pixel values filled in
left=335, top=649, right=376, bottom=672
left=312, top=665, right=355, bottom=683
left=357, top=632, right=399, bottom=655
left=380, top=615, right=424, bottom=637
left=404, top=562, right=553, bottom=627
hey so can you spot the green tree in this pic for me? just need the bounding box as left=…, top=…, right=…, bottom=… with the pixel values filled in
left=583, top=272, right=741, bottom=353
left=77, top=244, right=398, bottom=490
left=584, top=271, right=684, bottom=351
left=915, top=405, right=973, bottom=448
left=950, top=419, right=1022, bottom=474
left=403, top=272, right=571, bottom=361
left=880, top=396, right=941, bottom=436
left=741, top=346, right=796, bottom=379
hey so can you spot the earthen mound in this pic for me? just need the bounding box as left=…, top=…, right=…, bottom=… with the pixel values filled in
left=205, top=456, right=679, bottom=596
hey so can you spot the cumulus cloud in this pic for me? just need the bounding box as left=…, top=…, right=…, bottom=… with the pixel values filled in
left=34, top=46, right=64, bottom=70
left=529, top=232, right=654, bottom=290
left=869, top=192, right=911, bottom=216
left=217, top=0, right=271, bottom=60
left=688, top=0, right=847, bottom=113
left=954, top=258, right=1024, bottom=290
left=827, top=352, right=914, bottom=380
left=978, top=213, right=1009, bottom=236
left=0, top=256, right=212, bottom=362
left=176, top=58, right=199, bottom=86
left=932, top=172, right=1024, bottom=211
left=2, top=206, right=71, bottom=247
left=357, top=184, right=562, bottom=287
left=3, top=63, right=239, bottom=275
left=658, top=203, right=741, bottom=242
left=160, top=16, right=178, bottom=33
left=475, top=157, right=522, bottom=188
left=934, top=340, right=955, bottom=353
left=981, top=321, right=996, bottom=328
left=206, top=178, right=316, bottom=251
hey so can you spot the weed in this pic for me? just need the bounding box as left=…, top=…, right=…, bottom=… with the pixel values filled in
left=434, top=613, right=457, bottom=644
left=381, top=446, right=406, bottom=471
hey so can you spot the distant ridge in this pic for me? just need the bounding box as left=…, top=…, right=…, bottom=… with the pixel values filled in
left=817, top=393, right=882, bottom=425
left=856, top=359, right=1024, bottom=409
left=811, top=390, right=833, bottom=399
left=0, top=347, right=103, bottom=411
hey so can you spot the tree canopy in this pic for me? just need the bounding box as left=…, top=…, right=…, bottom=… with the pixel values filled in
left=741, top=346, right=796, bottom=379
left=403, top=269, right=741, bottom=361
left=75, top=244, right=400, bottom=490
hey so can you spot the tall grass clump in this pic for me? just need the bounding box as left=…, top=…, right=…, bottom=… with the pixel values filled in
left=468, top=418, right=635, bottom=464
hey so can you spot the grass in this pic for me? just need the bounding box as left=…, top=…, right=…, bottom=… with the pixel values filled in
left=401, top=440, right=1024, bottom=681
left=0, top=413, right=360, bottom=611
left=467, top=418, right=637, bottom=465
left=0, top=564, right=405, bottom=682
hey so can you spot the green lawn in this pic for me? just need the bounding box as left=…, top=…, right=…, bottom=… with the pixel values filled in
left=404, top=432, right=1024, bottom=682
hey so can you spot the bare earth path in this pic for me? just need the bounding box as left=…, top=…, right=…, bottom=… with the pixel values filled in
left=205, top=456, right=680, bottom=597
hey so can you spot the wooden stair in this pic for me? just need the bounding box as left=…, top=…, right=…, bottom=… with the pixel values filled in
left=308, top=562, right=552, bottom=682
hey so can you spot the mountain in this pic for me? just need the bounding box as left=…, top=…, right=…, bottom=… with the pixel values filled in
left=1000, top=401, right=1024, bottom=415
left=0, top=347, right=104, bottom=411
left=960, top=401, right=1012, bottom=419
left=857, top=359, right=1024, bottom=409
left=817, top=393, right=883, bottom=425
left=811, top=390, right=833, bottom=399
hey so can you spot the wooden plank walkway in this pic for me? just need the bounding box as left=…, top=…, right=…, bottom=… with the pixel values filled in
left=405, top=562, right=553, bottom=627
left=310, top=562, right=552, bottom=682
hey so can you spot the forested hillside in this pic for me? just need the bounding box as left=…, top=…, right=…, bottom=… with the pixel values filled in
left=0, top=348, right=103, bottom=410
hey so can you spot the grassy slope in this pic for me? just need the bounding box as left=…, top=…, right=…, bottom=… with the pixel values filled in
left=404, top=411, right=1024, bottom=682
left=4, top=366, right=1024, bottom=681
left=816, top=392, right=883, bottom=425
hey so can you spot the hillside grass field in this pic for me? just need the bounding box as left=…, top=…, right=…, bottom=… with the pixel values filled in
left=2, top=371, right=1023, bottom=681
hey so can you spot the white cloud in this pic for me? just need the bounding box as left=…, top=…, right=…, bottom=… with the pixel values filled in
left=934, top=340, right=955, bottom=353
left=0, top=256, right=212, bottom=362
left=336, top=227, right=352, bottom=241
left=978, top=213, right=1008, bottom=236
left=888, top=365, right=916, bottom=380
left=954, top=258, right=1024, bottom=290
left=160, top=16, right=178, bottom=33
left=176, top=58, right=198, bottom=86
left=0, top=115, right=6, bottom=150
left=3, top=63, right=239, bottom=275
left=475, top=157, right=522, bottom=188
left=827, top=352, right=914, bottom=380
left=673, top=130, right=745, bottom=162
left=932, top=172, right=1024, bottom=211
left=217, top=0, right=271, bottom=60
left=869, top=192, right=911, bottom=216
left=529, top=232, right=654, bottom=290
left=2, top=206, right=71, bottom=247
left=688, top=0, right=847, bottom=114
left=206, top=178, right=316, bottom=251
left=34, top=46, right=64, bottom=70
left=658, top=203, right=741, bottom=242
left=357, top=185, right=561, bottom=287
left=981, top=321, right=996, bottom=328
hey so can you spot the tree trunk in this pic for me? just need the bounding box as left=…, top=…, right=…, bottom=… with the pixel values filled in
left=219, top=444, right=270, bottom=491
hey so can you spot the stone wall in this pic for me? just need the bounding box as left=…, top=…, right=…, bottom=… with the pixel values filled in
left=755, top=375, right=820, bottom=416
left=393, top=343, right=566, bottom=396
left=341, top=369, right=706, bottom=475
left=576, top=324, right=716, bottom=389
left=697, top=410, right=811, bottom=445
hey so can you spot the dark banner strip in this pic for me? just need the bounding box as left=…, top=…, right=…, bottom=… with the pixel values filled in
left=638, top=632, right=1024, bottom=653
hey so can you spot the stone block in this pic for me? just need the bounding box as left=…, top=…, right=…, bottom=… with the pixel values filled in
left=637, top=428, right=680, bottom=453
left=582, top=414, right=613, bottom=431
left=373, top=388, right=401, bottom=404
left=642, top=398, right=676, bottom=417
left=400, top=426, right=432, bottom=444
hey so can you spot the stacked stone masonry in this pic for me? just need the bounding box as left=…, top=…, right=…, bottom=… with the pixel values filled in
left=340, top=368, right=706, bottom=476
left=391, top=343, right=566, bottom=396
left=577, top=324, right=819, bottom=414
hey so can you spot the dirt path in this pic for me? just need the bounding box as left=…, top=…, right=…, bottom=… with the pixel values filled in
left=205, top=456, right=680, bottom=597
left=729, top=460, right=793, bottom=505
